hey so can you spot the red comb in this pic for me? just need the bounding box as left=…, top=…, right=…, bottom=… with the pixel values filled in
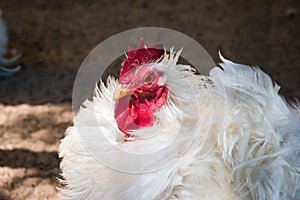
left=120, top=38, right=164, bottom=78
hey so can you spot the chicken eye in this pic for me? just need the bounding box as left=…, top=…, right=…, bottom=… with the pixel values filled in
left=144, top=73, right=154, bottom=84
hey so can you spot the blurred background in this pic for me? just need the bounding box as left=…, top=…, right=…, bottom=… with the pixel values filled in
left=0, top=0, right=299, bottom=199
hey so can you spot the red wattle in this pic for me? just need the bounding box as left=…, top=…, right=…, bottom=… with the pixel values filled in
left=114, top=87, right=168, bottom=135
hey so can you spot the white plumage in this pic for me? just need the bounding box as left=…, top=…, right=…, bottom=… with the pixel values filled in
left=59, top=49, right=300, bottom=199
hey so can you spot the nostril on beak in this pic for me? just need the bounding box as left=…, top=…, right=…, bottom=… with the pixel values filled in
left=113, top=85, right=134, bottom=100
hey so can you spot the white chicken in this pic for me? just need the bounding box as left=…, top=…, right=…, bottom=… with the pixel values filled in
left=59, top=39, right=300, bottom=200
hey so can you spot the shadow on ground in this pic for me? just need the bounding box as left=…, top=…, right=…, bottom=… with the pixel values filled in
left=0, top=0, right=299, bottom=105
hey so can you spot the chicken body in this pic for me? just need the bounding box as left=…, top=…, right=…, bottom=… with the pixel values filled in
left=59, top=49, right=300, bottom=200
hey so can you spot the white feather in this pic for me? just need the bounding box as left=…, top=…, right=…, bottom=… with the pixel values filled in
left=59, top=51, right=300, bottom=200
left=210, top=54, right=300, bottom=199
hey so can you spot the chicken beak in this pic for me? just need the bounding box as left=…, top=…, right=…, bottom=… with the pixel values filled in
left=113, top=85, right=134, bottom=100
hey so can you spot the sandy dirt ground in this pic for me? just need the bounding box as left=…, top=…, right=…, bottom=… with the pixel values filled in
left=0, top=0, right=299, bottom=199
